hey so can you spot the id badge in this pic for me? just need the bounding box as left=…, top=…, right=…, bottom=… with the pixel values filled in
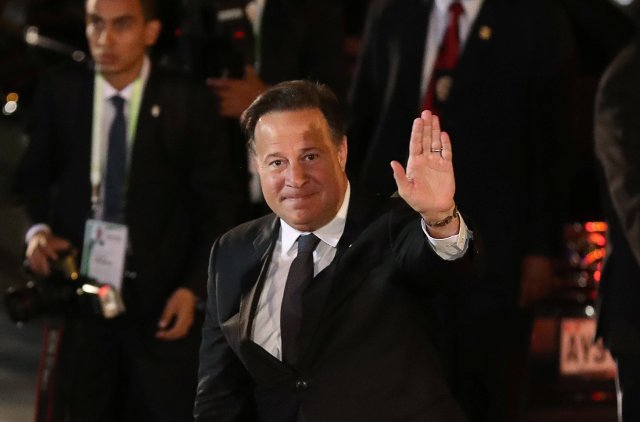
left=80, top=219, right=128, bottom=290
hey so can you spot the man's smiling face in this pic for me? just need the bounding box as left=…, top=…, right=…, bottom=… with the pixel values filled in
left=253, top=108, right=348, bottom=232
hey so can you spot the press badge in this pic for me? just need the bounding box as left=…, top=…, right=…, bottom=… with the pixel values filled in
left=80, top=219, right=128, bottom=290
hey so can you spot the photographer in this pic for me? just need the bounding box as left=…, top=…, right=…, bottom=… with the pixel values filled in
left=14, top=0, right=239, bottom=420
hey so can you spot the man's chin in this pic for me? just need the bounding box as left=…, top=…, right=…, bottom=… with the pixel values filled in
left=94, top=58, right=125, bottom=72
left=95, top=64, right=117, bottom=75
left=281, top=210, right=318, bottom=231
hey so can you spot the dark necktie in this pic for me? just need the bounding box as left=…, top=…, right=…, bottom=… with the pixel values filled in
left=104, top=95, right=126, bottom=223
left=422, top=1, right=464, bottom=114
left=281, top=233, right=321, bottom=367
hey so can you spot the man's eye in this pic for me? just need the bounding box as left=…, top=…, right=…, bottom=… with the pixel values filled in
left=269, top=160, right=283, bottom=167
left=304, top=154, right=318, bottom=161
left=88, top=19, right=104, bottom=31
left=114, top=20, right=131, bottom=31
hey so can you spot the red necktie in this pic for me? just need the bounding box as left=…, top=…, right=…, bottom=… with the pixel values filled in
left=422, top=1, right=464, bottom=114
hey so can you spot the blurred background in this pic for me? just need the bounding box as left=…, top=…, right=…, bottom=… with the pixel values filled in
left=0, top=0, right=638, bottom=420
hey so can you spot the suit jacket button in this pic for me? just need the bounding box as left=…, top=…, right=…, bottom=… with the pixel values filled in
left=295, top=380, right=308, bottom=392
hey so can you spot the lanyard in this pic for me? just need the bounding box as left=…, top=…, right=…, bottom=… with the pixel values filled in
left=90, top=73, right=144, bottom=208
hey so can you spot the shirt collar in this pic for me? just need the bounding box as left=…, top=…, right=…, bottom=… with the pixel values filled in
left=434, top=0, right=481, bottom=15
left=280, top=182, right=351, bottom=255
left=101, top=55, right=151, bottom=102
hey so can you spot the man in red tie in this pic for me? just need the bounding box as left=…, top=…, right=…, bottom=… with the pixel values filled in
left=422, top=1, right=464, bottom=115
left=348, top=0, right=562, bottom=420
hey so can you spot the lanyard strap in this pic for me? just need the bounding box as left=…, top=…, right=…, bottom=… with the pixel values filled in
left=90, top=73, right=144, bottom=207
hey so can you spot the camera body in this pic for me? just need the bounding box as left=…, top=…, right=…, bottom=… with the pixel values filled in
left=5, top=251, right=125, bottom=324
left=214, top=0, right=255, bottom=78
left=165, top=0, right=255, bottom=81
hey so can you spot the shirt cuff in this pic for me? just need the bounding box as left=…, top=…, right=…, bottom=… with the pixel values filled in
left=421, top=213, right=472, bottom=261
left=25, top=224, right=51, bottom=244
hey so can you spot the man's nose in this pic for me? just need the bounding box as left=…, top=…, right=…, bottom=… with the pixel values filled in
left=96, top=27, right=113, bottom=45
left=285, top=161, right=308, bottom=187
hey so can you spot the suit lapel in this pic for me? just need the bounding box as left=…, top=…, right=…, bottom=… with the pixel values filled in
left=236, top=216, right=296, bottom=379
left=129, top=66, right=159, bottom=177
left=238, top=216, right=280, bottom=341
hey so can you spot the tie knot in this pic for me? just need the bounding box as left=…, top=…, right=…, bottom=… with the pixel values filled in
left=449, top=1, right=464, bottom=17
left=110, top=95, right=125, bottom=113
left=297, top=234, right=320, bottom=255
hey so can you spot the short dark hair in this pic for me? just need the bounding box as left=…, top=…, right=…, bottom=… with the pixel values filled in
left=240, top=80, right=345, bottom=154
left=139, top=0, right=157, bottom=21
left=86, top=0, right=157, bottom=21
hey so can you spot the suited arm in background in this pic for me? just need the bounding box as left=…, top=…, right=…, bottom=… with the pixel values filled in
left=346, top=0, right=409, bottom=180
left=156, top=72, right=244, bottom=339
left=16, top=71, right=62, bottom=229
left=13, top=68, right=91, bottom=275
left=173, top=77, right=243, bottom=297
left=594, top=38, right=640, bottom=267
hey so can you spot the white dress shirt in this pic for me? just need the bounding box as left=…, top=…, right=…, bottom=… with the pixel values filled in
left=252, top=183, right=471, bottom=359
left=420, top=0, right=485, bottom=98
left=92, top=56, right=150, bottom=221
left=25, top=57, right=150, bottom=241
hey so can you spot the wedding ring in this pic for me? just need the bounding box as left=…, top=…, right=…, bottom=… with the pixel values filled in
left=430, top=148, right=443, bottom=153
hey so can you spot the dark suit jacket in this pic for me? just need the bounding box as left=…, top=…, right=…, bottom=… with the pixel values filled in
left=594, top=35, right=640, bottom=355
left=195, top=191, right=477, bottom=422
left=16, top=62, right=241, bottom=325
left=348, top=0, right=560, bottom=297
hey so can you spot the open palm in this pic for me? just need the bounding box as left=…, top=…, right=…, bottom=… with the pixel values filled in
left=391, top=110, right=456, bottom=217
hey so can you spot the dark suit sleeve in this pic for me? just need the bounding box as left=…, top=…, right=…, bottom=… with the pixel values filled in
left=15, top=70, right=61, bottom=225
left=194, top=242, right=254, bottom=421
left=595, top=40, right=640, bottom=266
left=182, top=84, right=243, bottom=296
left=388, top=202, right=479, bottom=292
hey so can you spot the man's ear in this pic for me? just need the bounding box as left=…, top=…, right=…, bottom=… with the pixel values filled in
left=338, top=136, right=348, bottom=170
left=144, top=19, right=162, bottom=47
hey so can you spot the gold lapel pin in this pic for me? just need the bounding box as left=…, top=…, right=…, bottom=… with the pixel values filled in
left=435, top=75, right=453, bottom=103
left=151, top=104, right=161, bottom=117
left=479, top=25, right=492, bottom=41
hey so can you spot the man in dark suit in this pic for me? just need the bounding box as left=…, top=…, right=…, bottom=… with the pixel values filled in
left=595, top=18, right=640, bottom=422
left=194, top=80, right=478, bottom=421
left=15, top=0, right=239, bottom=420
left=347, top=0, right=560, bottom=420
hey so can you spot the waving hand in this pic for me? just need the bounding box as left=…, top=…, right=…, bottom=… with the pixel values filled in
left=391, top=110, right=458, bottom=237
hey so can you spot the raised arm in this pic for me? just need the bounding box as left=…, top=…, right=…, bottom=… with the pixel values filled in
left=391, top=110, right=458, bottom=238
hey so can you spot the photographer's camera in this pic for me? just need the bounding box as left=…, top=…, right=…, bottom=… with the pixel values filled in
left=5, top=250, right=125, bottom=324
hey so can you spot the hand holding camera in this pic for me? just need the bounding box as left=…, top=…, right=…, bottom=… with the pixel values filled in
left=6, top=232, right=125, bottom=324
left=25, top=230, right=73, bottom=277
